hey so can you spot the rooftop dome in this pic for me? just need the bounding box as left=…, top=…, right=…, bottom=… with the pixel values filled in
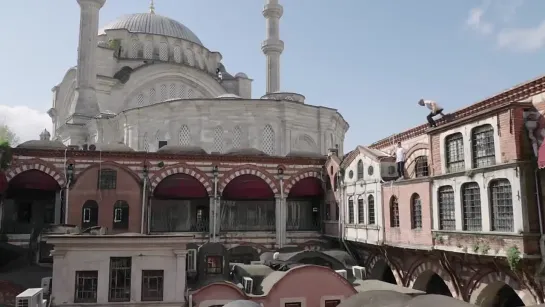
left=99, top=13, right=203, bottom=46
left=17, top=140, right=66, bottom=150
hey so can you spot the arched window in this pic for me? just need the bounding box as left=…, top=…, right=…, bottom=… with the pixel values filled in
left=179, top=125, right=191, bottom=146
left=213, top=126, right=224, bottom=153
left=357, top=196, right=364, bottom=224
left=348, top=197, right=354, bottom=224
left=411, top=194, right=422, bottom=229
left=159, top=42, right=168, bottom=61
left=414, top=156, right=429, bottom=177
left=113, top=201, right=129, bottom=230
left=144, top=41, right=153, bottom=59
left=472, top=124, right=496, bottom=168
left=390, top=196, right=399, bottom=228
left=368, top=195, right=375, bottom=225
left=143, top=133, right=150, bottom=152
left=357, top=160, right=364, bottom=180
left=445, top=133, right=464, bottom=173
left=131, top=40, right=140, bottom=58
left=136, top=93, right=144, bottom=106
left=438, top=186, right=455, bottom=230
left=489, top=179, right=514, bottom=232
left=462, top=182, right=482, bottom=231
left=169, top=83, right=176, bottom=99
left=173, top=45, right=182, bottom=63
left=82, top=200, right=99, bottom=228
left=232, top=126, right=242, bottom=149
left=261, top=124, right=275, bottom=155
left=160, top=84, right=167, bottom=102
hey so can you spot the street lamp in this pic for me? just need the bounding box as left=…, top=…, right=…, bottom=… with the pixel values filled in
left=66, top=164, right=74, bottom=183
left=277, top=166, right=284, bottom=180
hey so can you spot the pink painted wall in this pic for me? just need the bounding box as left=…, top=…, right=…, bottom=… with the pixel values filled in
left=192, top=265, right=357, bottom=307
left=382, top=181, right=433, bottom=247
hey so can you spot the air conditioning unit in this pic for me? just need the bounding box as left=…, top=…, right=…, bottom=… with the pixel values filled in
left=335, top=269, right=347, bottom=279
left=41, top=277, right=52, bottom=296
left=352, top=265, right=365, bottom=280
left=250, top=261, right=262, bottom=265
left=242, top=276, right=253, bottom=294
left=16, top=288, right=44, bottom=307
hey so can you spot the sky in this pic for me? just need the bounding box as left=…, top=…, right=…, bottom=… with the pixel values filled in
left=0, top=0, right=544, bottom=149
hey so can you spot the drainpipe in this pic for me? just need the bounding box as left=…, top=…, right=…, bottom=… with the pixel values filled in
left=64, top=163, right=74, bottom=224
left=140, top=165, right=149, bottom=234
left=279, top=170, right=284, bottom=248
left=212, top=165, right=219, bottom=242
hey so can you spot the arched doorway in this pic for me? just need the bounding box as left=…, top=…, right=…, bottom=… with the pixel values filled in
left=286, top=177, right=323, bottom=231
left=413, top=270, right=453, bottom=296
left=475, top=281, right=525, bottom=307
left=220, top=174, right=275, bottom=231
left=2, top=170, right=61, bottom=235
left=369, top=259, right=397, bottom=284
left=150, top=173, right=209, bottom=232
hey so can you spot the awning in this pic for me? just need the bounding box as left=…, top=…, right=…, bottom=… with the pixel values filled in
left=539, top=143, right=545, bottom=169
left=0, top=172, right=7, bottom=193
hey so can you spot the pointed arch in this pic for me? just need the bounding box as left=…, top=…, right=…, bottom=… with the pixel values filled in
left=261, top=124, right=275, bottom=155
left=366, top=254, right=403, bottom=285
left=219, top=164, right=278, bottom=194
left=468, top=270, right=535, bottom=306
left=6, top=159, right=65, bottom=186
left=406, top=260, right=458, bottom=298
left=284, top=168, right=322, bottom=195
left=149, top=163, right=212, bottom=194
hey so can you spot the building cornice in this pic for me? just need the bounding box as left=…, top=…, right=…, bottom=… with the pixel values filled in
left=46, top=234, right=194, bottom=249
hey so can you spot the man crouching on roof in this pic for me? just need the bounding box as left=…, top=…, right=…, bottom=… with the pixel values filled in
left=418, top=99, right=445, bottom=128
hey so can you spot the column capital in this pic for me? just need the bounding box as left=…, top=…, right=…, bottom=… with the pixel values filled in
left=173, top=249, right=188, bottom=257
left=77, top=0, right=106, bottom=8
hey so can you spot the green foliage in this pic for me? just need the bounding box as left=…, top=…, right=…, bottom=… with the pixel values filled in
left=108, top=39, right=121, bottom=50
left=506, top=246, right=521, bottom=271
left=0, top=141, right=12, bottom=171
left=0, top=124, right=18, bottom=145
left=157, top=161, right=165, bottom=168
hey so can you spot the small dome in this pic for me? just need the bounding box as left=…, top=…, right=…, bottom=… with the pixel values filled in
left=235, top=72, right=248, bottom=79
left=157, top=145, right=208, bottom=155
left=217, top=93, right=241, bottom=99
left=99, top=13, right=203, bottom=46
left=224, top=301, right=261, bottom=307
left=17, top=140, right=66, bottom=150
left=286, top=151, right=325, bottom=158
left=226, top=148, right=269, bottom=156
left=98, top=142, right=134, bottom=152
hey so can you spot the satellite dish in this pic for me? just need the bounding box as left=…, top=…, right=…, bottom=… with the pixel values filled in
left=89, top=144, right=96, bottom=151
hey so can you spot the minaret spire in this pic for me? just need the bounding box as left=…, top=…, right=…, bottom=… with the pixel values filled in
left=261, top=0, right=284, bottom=94
left=149, top=0, right=155, bottom=14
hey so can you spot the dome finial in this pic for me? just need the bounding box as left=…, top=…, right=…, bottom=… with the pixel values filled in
left=149, top=0, right=155, bottom=14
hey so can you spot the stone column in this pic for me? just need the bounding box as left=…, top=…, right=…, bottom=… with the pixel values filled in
left=54, top=191, right=62, bottom=224
left=173, top=250, right=187, bottom=302
left=275, top=195, right=286, bottom=248
left=72, top=0, right=106, bottom=121
left=209, top=197, right=215, bottom=240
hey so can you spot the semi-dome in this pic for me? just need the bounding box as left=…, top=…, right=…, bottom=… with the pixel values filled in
left=99, top=13, right=203, bottom=46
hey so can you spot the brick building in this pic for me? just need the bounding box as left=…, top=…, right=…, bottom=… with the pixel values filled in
left=326, top=75, right=545, bottom=306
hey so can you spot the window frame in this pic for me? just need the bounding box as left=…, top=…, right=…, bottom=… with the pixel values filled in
left=141, top=270, right=164, bottom=302
left=411, top=194, right=422, bottom=229
left=489, top=179, right=514, bottom=232
left=357, top=197, right=364, bottom=224
left=113, top=200, right=130, bottom=230
left=356, top=160, right=364, bottom=180
left=461, top=182, right=482, bottom=231
left=445, top=133, right=465, bottom=173
left=414, top=156, right=429, bottom=178
left=206, top=255, right=223, bottom=275
left=81, top=200, right=99, bottom=228
left=438, top=186, right=456, bottom=230
left=98, top=169, right=117, bottom=190
left=367, top=195, right=375, bottom=225
left=390, top=196, right=400, bottom=228
left=74, top=270, right=98, bottom=303
left=187, top=249, right=197, bottom=272
left=472, top=124, right=496, bottom=168
left=108, top=257, right=132, bottom=302
left=348, top=197, right=355, bottom=224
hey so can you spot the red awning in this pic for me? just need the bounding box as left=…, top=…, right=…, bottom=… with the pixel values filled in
left=539, top=144, right=545, bottom=169
left=0, top=171, right=7, bottom=193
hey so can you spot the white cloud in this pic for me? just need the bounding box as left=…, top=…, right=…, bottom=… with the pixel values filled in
left=495, top=0, right=524, bottom=22
left=497, top=21, right=545, bottom=52
left=0, top=105, right=51, bottom=144
left=466, top=7, right=494, bottom=35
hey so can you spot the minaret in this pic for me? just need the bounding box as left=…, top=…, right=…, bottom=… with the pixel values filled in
left=149, top=0, right=155, bottom=14
left=261, top=0, right=284, bottom=94
left=72, top=0, right=106, bottom=121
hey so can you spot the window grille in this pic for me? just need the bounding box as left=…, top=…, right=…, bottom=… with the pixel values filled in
left=357, top=197, right=364, bottom=224
left=490, top=179, right=514, bottom=232
left=357, top=160, right=364, bottom=180
left=188, top=88, right=195, bottom=98
left=179, top=125, right=191, bottom=145
left=179, top=84, right=188, bottom=99
left=160, top=84, right=167, bottom=102
left=411, top=194, right=422, bottom=229
left=141, top=270, right=164, bottom=301
left=348, top=198, right=354, bottom=224
left=462, top=182, right=482, bottom=231
left=75, top=271, right=98, bottom=303
left=108, top=257, right=132, bottom=302
left=445, top=133, right=465, bottom=173
left=143, top=133, right=150, bottom=152
left=144, top=41, right=153, bottom=59
left=173, top=46, right=182, bottom=63
left=414, top=156, right=429, bottom=177
left=438, top=186, right=455, bottom=230
left=186, top=50, right=195, bottom=66
left=213, top=126, right=224, bottom=153
left=472, top=124, right=496, bottom=168
left=98, top=169, right=117, bottom=190
left=232, top=126, right=242, bottom=149
left=390, top=196, right=399, bottom=227
left=368, top=195, right=375, bottom=224
left=159, top=43, right=168, bottom=61
left=136, top=93, right=144, bottom=106
left=169, top=83, right=176, bottom=99
left=131, top=40, right=140, bottom=58
left=149, top=88, right=156, bottom=104
left=261, top=125, right=275, bottom=155
left=206, top=256, right=223, bottom=274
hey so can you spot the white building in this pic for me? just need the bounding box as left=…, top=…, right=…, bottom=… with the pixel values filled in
left=48, top=0, right=348, bottom=155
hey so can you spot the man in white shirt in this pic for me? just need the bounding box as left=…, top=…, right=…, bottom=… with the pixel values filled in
left=418, top=99, right=445, bottom=128
left=394, top=141, right=405, bottom=179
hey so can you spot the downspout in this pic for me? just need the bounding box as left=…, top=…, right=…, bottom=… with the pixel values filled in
left=279, top=176, right=284, bottom=248
left=213, top=173, right=218, bottom=242
left=140, top=176, right=147, bottom=234
left=63, top=149, right=71, bottom=224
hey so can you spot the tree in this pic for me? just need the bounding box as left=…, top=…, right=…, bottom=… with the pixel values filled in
left=0, top=124, right=19, bottom=146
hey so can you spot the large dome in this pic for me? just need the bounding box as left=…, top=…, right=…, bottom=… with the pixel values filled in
left=99, top=13, right=203, bottom=46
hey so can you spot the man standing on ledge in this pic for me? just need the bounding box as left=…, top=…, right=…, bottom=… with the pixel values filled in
left=394, top=141, right=405, bottom=180
left=419, top=99, right=445, bottom=128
